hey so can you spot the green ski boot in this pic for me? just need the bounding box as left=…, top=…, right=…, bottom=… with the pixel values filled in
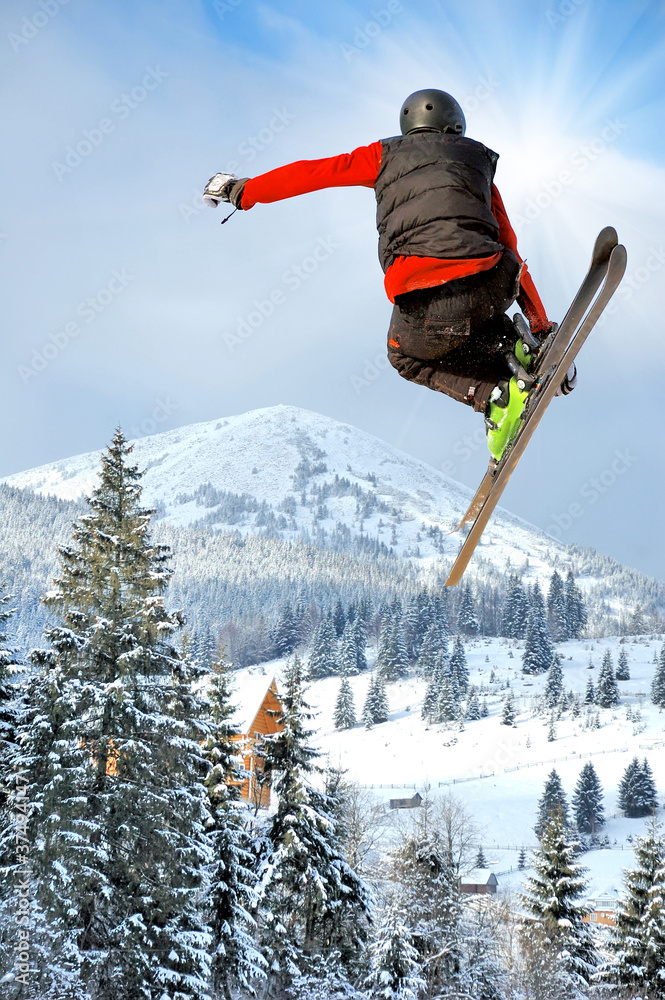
left=485, top=376, right=530, bottom=462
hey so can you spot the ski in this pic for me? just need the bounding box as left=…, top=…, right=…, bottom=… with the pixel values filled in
left=444, top=235, right=627, bottom=587
left=449, top=226, right=619, bottom=535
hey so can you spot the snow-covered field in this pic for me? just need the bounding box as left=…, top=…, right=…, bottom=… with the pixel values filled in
left=232, top=633, right=665, bottom=902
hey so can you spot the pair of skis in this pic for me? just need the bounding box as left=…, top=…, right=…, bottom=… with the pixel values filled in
left=444, top=226, right=627, bottom=587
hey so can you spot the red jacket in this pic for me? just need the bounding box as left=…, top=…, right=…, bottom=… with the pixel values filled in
left=241, top=140, right=549, bottom=332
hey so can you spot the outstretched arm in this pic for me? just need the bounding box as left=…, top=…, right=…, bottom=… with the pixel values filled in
left=238, top=141, right=383, bottom=208
left=491, top=184, right=550, bottom=334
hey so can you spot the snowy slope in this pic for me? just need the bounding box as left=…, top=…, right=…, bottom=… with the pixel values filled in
left=233, top=632, right=665, bottom=898
left=2, top=404, right=571, bottom=580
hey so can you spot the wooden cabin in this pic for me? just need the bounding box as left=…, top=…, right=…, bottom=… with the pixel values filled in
left=229, top=676, right=283, bottom=809
left=583, top=893, right=619, bottom=926
left=460, top=869, right=498, bottom=895
left=389, top=792, right=423, bottom=810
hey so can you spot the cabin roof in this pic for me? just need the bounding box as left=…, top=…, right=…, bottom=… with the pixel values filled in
left=460, top=868, right=498, bottom=886
left=230, top=673, right=281, bottom=735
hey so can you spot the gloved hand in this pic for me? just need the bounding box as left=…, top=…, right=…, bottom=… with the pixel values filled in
left=203, top=173, right=249, bottom=209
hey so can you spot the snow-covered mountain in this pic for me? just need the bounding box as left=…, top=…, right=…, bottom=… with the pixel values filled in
left=3, top=403, right=569, bottom=582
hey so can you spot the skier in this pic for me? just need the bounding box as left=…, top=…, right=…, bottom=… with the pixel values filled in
left=203, top=89, right=576, bottom=460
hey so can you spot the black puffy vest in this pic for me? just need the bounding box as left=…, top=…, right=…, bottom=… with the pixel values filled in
left=375, top=133, right=502, bottom=272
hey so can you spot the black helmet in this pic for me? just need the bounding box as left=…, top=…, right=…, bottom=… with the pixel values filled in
left=399, top=89, right=466, bottom=136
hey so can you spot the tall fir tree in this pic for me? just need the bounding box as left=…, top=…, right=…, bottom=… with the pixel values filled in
left=596, top=648, right=620, bottom=707
left=456, top=585, right=480, bottom=637
left=307, top=616, right=339, bottom=679
left=8, top=431, right=215, bottom=999
left=421, top=653, right=445, bottom=724
left=272, top=602, right=299, bottom=657
left=201, top=651, right=266, bottom=1000
left=332, top=598, right=346, bottom=637
left=544, top=654, right=564, bottom=708
left=334, top=677, right=357, bottom=730
left=535, top=769, right=569, bottom=838
left=364, top=903, right=425, bottom=1000
left=601, top=817, right=665, bottom=997
left=501, top=575, right=530, bottom=640
left=651, top=644, right=665, bottom=708
left=449, top=635, right=469, bottom=695
left=618, top=756, right=658, bottom=817
left=363, top=674, right=389, bottom=728
left=546, top=571, right=569, bottom=641
left=564, top=570, right=587, bottom=639
left=572, top=761, right=605, bottom=835
left=338, top=622, right=360, bottom=677
left=501, top=691, right=516, bottom=726
left=616, top=646, right=630, bottom=681
left=416, top=622, right=448, bottom=678
left=437, top=674, right=458, bottom=724
left=352, top=614, right=368, bottom=673
left=522, top=585, right=555, bottom=675
left=376, top=616, right=409, bottom=682
left=521, top=809, right=597, bottom=990
left=256, top=655, right=371, bottom=995
left=0, top=588, right=20, bottom=817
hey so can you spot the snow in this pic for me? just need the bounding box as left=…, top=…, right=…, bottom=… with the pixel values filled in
left=1, top=404, right=574, bottom=582
left=231, top=632, right=665, bottom=901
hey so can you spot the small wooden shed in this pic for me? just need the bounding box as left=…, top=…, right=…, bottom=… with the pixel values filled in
left=389, top=792, right=423, bottom=810
left=460, top=868, right=498, bottom=895
left=229, top=676, right=283, bottom=808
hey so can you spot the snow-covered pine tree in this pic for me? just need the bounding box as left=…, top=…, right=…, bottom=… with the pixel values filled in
left=564, top=570, right=587, bottom=639
left=522, top=585, right=555, bottom=675
left=547, top=570, right=569, bottom=641
left=584, top=676, right=595, bottom=704
left=437, top=674, right=458, bottom=724
left=363, top=674, right=389, bottom=728
left=518, top=846, right=527, bottom=869
left=334, top=677, right=357, bottom=730
left=272, top=602, right=300, bottom=657
left=535, top=769, right=569, bottom=838
left=9, top=430, right=215, bottom=999
left=572, top=761, right=604, bottom=835
left=352, top=614, right=368, bottom=673
left=376, top=616, right=409, bottom=682
left=466, top=687, right=481, bottom=721
left=501, top=575, right=530, bottom=639
left=456, top=585, right=480, bottom=637
left=651, top=643, right=665, bottom=708
left=449, top=635, right=469, bottom=695
left=333, top=598, right=346, bottom=637
left=596, top=648, right=620, bottom=707
left=618, top=756, right=658, bottom=817
left=544, top=654, right=564, bottom=708
left=421, top=653, right=444, bottom=723
left=547, top=713, right=557, bottom=742
left=308, top=616, right=339, bottom=679
left=256, top=655, right=371, bottom=994
left=417, top=622, right=447, bottom=679
left=201, top=651, right=266, bottom=999
left=601, top=816, right=665, bottom=996
left=364, top=902, right=425, bottom=1000
left=339, top=621, right=360, bottom=677
left=480, top=697, right=489, bottom=718
left=520, top=809, right=597, bottom=989
left=616, top=646, right=630, bottom=681
left=476, top=846, right=487, bottom=868
left=501, top=691, right=516, bottom=726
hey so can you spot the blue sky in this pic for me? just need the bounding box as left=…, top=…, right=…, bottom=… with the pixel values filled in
left=1, top=0, right=664, bottom=580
